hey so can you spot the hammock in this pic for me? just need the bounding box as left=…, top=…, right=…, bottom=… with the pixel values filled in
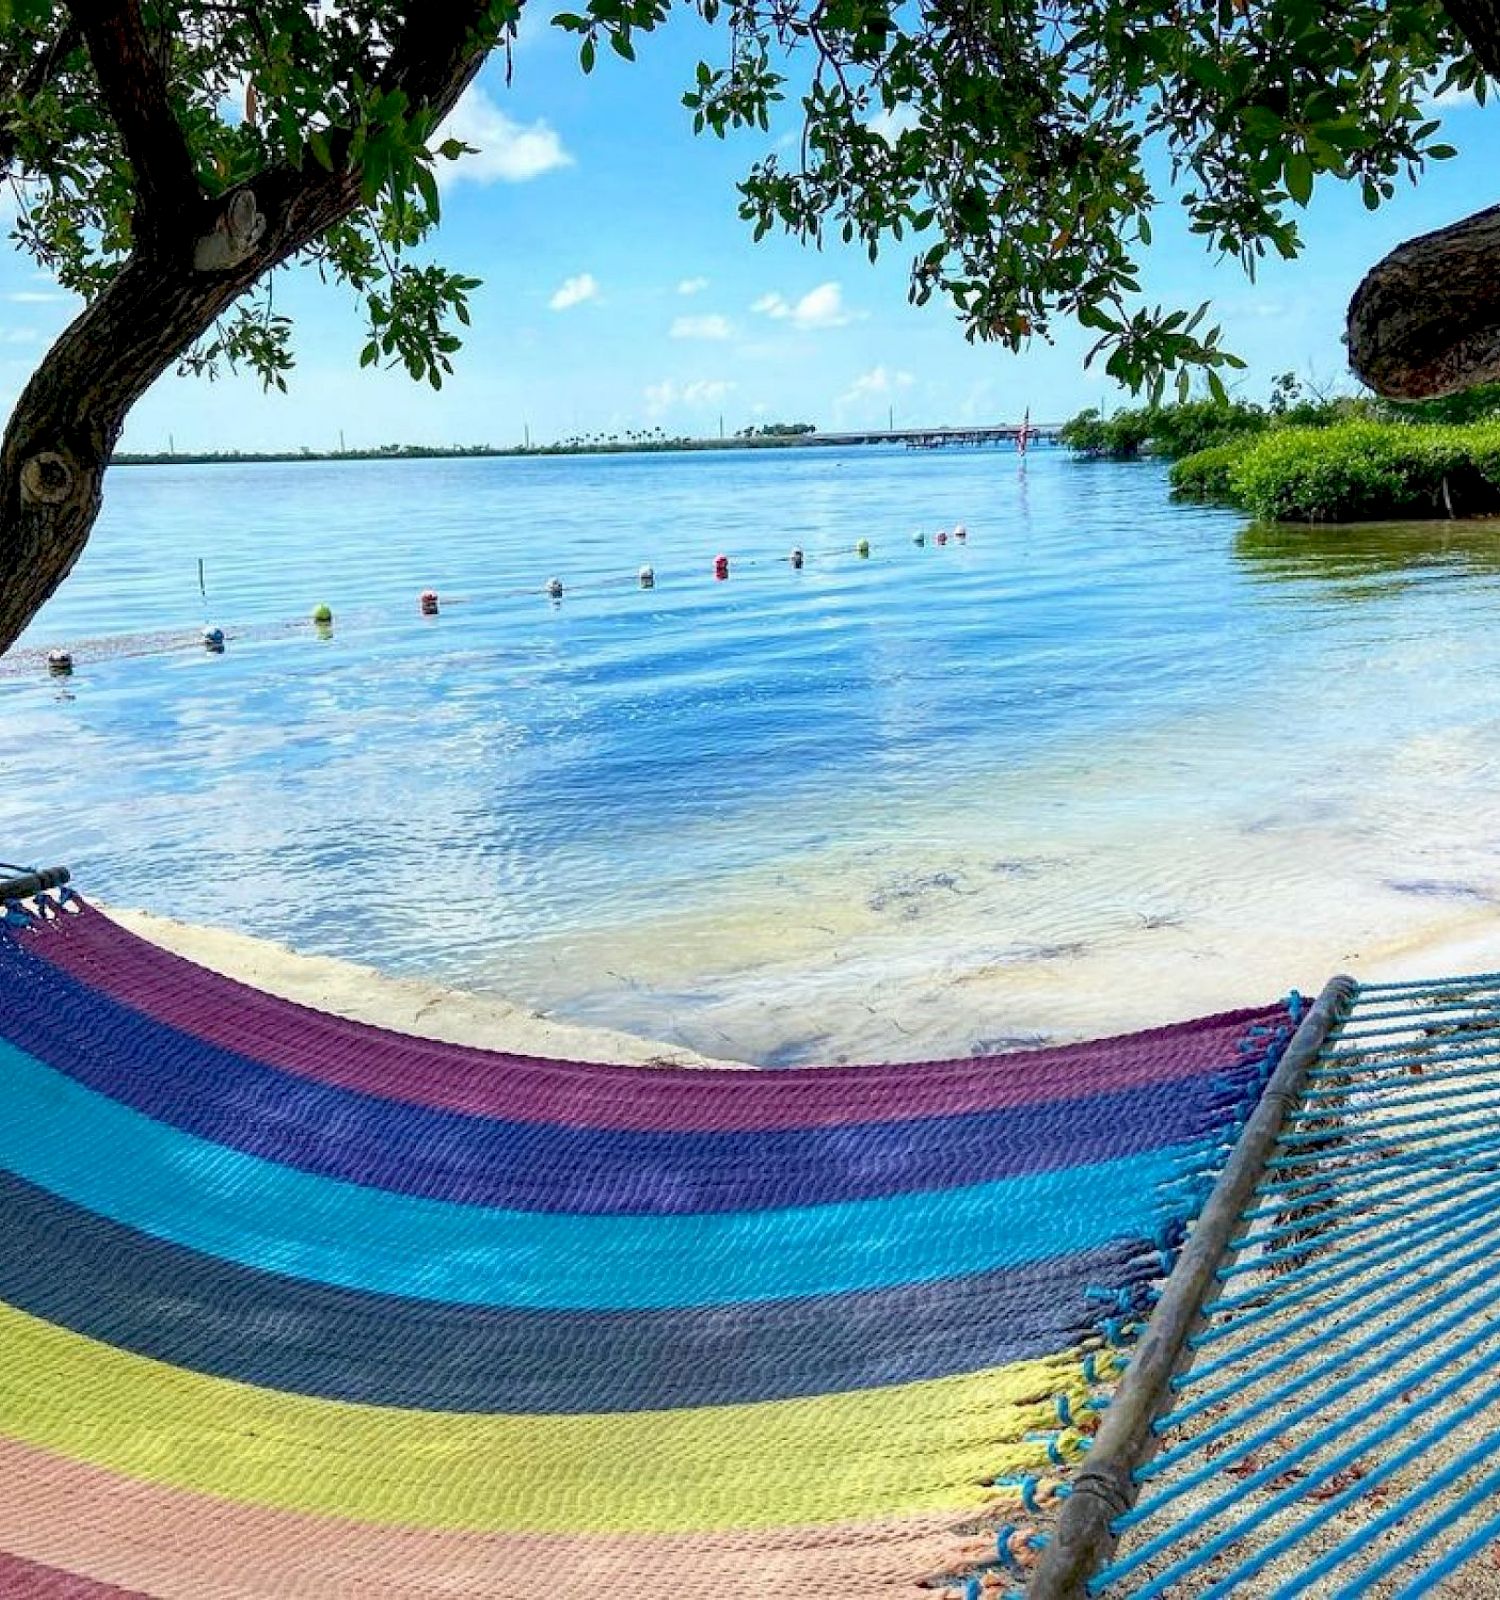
left=0, top=881, right=1299, bottom=1599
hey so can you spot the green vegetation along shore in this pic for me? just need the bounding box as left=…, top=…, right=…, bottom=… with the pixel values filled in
left=1060, top=379, right=1500, bottom=524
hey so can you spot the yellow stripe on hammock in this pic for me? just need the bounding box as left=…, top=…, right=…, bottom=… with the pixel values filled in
left=0, top=1301, right=1089, bottom=1533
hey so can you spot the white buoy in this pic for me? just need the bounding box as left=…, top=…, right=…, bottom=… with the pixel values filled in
left=789, top=547, right=804, bottom=569
left=202, top=625, right=225, bottom=651
left=639, top=565, right=655, bottom=589
left=546, top=577, right=564, bottom=600
left=46, top=649, right=73, bottom=675
left=912, top=530, right=926, bottom=546
left=954, top=523, right=968, bottom=540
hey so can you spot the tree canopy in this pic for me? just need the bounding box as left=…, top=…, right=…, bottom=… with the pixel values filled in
left=0, top=0, right=1497, bottom=650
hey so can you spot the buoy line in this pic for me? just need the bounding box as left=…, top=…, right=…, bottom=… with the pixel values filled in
left=8, top=523, right=972, bottom=676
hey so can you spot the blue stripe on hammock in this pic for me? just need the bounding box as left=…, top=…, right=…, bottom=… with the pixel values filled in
left=0, top=1037, right=1194, bottom=1310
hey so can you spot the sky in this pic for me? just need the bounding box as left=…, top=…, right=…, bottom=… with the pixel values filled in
left=0, top=21, right=1491, bottom=451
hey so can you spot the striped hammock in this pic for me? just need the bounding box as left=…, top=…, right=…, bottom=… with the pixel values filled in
left=0, top=889, right=1295, bottom=1599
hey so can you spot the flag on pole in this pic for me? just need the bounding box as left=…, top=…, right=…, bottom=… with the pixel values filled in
left=1017, top=407, right=1032, bottom=455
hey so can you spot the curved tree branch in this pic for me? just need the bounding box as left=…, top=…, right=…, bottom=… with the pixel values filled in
left=65, top=0, right=202, bottom=252
left=1345, top=2, right=1500, bottom=398
left=1441, top=0, right=1500, bottom=77
left=0, top=0, right=509, bottom=654
left=1347, top=204, right=1500, bottom=398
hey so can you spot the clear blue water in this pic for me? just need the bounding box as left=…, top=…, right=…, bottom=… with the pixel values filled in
left=8, top=447, right=1500, bottom=1062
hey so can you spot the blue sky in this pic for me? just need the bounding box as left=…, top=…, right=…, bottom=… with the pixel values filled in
left=0, top=22, right=1491, bottom=451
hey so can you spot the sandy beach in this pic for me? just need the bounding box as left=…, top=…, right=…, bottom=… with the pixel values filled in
left=108, top=905, right=739, bottom=1067
left=109, top=882, right=1500, bottom=1071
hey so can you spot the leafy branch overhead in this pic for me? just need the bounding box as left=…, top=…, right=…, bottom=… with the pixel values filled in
left=553, top=0, right=1480, bottom=400
left=0, top=0, right=516, bottom=391
left=0, top=0, right=1491, bottom=406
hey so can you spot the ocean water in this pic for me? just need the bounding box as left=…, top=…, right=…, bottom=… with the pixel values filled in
left=7, top=446, right=1500, bottom=1063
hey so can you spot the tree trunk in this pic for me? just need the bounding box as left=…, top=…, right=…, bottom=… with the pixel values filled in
left=0, top=174, right=358, bottom=655
left=1346, top=204, right=1500, bottom=399
left=1442, top=0, right=1500, bottom=76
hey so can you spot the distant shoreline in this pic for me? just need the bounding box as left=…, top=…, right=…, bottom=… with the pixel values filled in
left=112, top=436, right=814, bottom=467
left=112, top=426, right=1056, bottom=468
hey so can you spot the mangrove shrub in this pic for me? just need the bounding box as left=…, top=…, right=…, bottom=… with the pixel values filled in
left=1172, top=421, right=1500, bottom=522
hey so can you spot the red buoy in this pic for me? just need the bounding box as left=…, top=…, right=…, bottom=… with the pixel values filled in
left=419, top=590, right=439, bottom=615
left=714, top=554, right=730, bottom=580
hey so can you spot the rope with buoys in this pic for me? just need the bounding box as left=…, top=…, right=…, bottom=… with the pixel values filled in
left=8, top=524, right=975, bottom=677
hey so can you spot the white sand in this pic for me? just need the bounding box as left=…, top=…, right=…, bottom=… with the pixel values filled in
left=106, top=891, right=1500, bottom=1074
left=108, top=905, right=741, bottom=1068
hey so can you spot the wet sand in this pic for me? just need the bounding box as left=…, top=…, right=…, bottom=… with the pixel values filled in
left=463, top=710, right=1500, bottom=1065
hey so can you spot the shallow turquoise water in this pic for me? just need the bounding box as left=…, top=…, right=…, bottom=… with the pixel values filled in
left=7, top=447, right=1500, bottom=1062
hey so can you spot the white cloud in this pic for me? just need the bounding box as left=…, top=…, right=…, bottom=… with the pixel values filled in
left=670, top=313, right=732, bottom=341
left=677, top=277, right=710, bottom=295
left=834, top=365, right=917, bottom=425
left=843, top=365, right=915, bottom=402
left=868, top=104, right=920, bottom=144
left=752, top=281, right=857, bottom=330
left=549, top=273, right=599, bottom=311
left=644, top=378, right=736, bottom=416
left=439, top=85, right=573, bottom=186
left=5, top=291, right=62, bottom=304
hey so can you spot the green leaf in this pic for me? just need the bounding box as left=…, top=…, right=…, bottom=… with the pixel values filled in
left=415, top=162, right=441, bottom=219
left=1284, top=153, right=1314, bottom=205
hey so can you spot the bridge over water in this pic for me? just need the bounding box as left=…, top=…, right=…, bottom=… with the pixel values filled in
left=806, top=422, right=1063, bottom=449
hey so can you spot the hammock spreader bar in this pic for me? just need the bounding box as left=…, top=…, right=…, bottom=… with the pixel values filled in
left=1027, top=975, right=1355, bottom=1600
left=0, top=865, right=68, bottom=902
left=1034, top=968, right=1500, bottom=1599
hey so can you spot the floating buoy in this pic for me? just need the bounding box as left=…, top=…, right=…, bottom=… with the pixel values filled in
left=856, top=538, right=870, bottom=558
left=419, top=590, right=439, bottom=615
left=954, top=523, right=968, bottom=540
left=912, top=531, right=926, bottom=546
left=935, top=530, right=949, bottom=546
left=312, top=603, right=333, bottom=625
left=202, top=626, right=225, bottom=652
left=789, top=547, right=804, bottom=569
left=546, top=577, right=564, bottom=600
left=46, top=649, right=72, bottom=676
left=639, top=565, right=655, bottom=589
left=714, top=555, right=730, bottom=580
